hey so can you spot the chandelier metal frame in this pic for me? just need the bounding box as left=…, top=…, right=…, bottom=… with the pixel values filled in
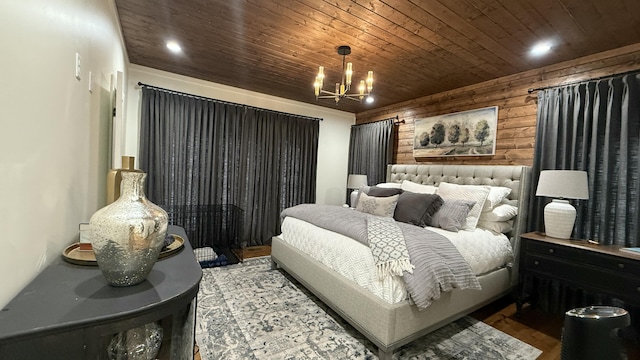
left=313, top=45, right=373, bottom=104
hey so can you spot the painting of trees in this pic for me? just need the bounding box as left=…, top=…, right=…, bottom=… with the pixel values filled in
left=430, top=123, right=445, bottom=147
left=460, top=127, right=470, bottom=146
left=448, top=124, right=460, bottom=145
left=474, top=120, right=490, bottom=145
left=413, top=106, right=497, bottom=157
left=417, top=131, right=430, bottom=146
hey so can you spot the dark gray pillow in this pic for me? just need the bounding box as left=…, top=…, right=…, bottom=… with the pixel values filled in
left=393, top=192, right=444, bottom=227
left=367, top=186, right=403, bottom=197
left=428, top=199, right=476, bottom=232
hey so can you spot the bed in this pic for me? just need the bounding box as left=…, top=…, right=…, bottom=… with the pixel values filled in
left=271, top=164, right=531, bottom=360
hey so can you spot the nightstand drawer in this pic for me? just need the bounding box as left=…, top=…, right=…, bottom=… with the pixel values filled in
left=524, top=254, right=640, bottom=303
left=526, top=241, right=575, bottom=260
left=526, top=241, right=640, bottom=274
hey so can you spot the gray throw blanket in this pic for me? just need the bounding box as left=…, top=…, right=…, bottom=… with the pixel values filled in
left=281, top=204, right=481, bottom=309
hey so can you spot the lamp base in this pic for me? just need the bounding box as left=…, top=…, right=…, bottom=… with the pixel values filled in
left=350, top=190, right=359, bottom=208
left=544, top=199, right=576, bottom=239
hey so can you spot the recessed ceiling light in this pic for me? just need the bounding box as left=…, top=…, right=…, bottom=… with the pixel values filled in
left=530, top=41, right=552, bottom=57
left=166, top=40, right=182, bottom=53
left=366, top=96, right=374, bottom=104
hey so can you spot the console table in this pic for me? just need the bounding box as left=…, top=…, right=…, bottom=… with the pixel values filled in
left=0, top=226, right=202, bottom=360
left=517, top=231, right=640, bottom=315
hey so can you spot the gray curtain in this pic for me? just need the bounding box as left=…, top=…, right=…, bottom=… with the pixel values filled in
left=139, top=87, right=319, bottom=247
left=529, top=71, right=640, bottom=246
left=347, top=119, right=395, bottom=186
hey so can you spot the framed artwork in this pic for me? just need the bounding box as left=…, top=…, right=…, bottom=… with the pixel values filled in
left=413, top=106, right=498, bottom=157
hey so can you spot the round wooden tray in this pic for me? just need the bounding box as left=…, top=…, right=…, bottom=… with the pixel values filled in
left=62, top=235, right=185, bottom=266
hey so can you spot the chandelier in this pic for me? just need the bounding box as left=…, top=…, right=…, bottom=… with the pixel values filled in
left=314, top=45, right=374, bottom=104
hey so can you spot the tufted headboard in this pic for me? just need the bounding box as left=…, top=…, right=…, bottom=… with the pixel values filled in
left=386, top=164, right=531, bottom=285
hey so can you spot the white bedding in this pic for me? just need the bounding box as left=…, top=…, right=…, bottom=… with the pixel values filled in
left=279, top=216, right=514, bottom=304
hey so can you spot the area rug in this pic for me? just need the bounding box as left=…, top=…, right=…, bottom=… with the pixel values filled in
left=196, top=257, right=542, bottom=360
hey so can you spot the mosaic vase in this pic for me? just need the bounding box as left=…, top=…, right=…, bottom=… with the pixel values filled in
left=90, top=171, right=168, bottom=286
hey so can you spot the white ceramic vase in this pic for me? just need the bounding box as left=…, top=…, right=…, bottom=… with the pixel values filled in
left=89, top=171, right=168, bottom=286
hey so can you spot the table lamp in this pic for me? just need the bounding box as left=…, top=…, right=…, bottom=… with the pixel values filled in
left=535, top=170, right=589, bottom=239
left=347, top=174, right=368, bottom=207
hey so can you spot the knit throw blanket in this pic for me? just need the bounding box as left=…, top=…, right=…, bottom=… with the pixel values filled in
left=367, top=215, right=415, bottom=279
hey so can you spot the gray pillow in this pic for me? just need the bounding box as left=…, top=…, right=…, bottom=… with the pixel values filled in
left=394, top=192, right=444, bottom=227
left=428, top=199, right=476, bottom=232
left=367, top=186, right=403, bottom=197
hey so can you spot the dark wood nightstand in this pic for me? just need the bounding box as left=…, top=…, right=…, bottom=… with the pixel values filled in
left=517, top=231, right=640, bottom=316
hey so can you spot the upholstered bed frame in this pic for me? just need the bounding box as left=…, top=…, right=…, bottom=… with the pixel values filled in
left=271, top=164, right=531, bottom=360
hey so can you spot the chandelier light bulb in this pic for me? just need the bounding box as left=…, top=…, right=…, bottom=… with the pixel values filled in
left=366, top=71, right=374, bottom=93
left=314, top=78, right=320, bottom=97
left=358, top=80, right=366, bottom=99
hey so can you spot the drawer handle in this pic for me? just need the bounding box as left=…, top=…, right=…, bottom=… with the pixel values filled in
left=534, top=260, right=539, bottom=266
left=548, top=249, right=554, bottom=254
left=619, top=263, right=625, bottom=269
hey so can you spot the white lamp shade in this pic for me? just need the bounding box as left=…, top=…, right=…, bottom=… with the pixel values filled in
left=536, top=170, right=589, bottom=239
left=347, top=174, right=368, bottom=189
left=536, top=170, right=589, bottom=200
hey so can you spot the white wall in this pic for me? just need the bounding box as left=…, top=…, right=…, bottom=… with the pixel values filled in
left=0, top=0, right=127, bottom=307
left=125, top=65, right=355, bottom=206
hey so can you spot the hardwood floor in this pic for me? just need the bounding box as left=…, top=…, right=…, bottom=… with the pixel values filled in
left=195, top=246, right=638, bottom=360
left=470, top=297, right=563, bottom=359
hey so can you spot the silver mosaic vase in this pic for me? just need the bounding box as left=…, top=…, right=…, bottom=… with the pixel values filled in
left=89, top=171, right=168, bottom=286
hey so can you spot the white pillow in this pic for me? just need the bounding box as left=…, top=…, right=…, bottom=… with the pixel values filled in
left=375, top=182, right=402, bottom=189
left=479, top=203, right=518, bottom=222
left=400, top=180, right=437, bottom=194
left=482, top=186, right=512, bottom=212
left=355, top=192, right=399, bottom=218
left=477, top=220, right=514, bottom=234
left=436, top=182, right=490, bottom=230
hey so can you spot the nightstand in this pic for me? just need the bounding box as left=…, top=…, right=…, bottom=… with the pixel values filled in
left=517, top=232, right=640, bottom=316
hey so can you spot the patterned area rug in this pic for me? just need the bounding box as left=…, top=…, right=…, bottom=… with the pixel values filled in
left=196, top=257, right=542, bottom=360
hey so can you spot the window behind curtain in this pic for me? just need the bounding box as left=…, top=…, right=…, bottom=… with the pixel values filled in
left=139, top=87, right=320, bottom=247
left=347, top=119, right=395, bottom=187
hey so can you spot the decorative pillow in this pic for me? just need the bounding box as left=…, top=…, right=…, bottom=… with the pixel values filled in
left=436, top=182, right=490, bottom=230
left=482, top=186, right=513, bottom=212
left=355, top=192, right=399, bottom=218
left=427, top=199, right=476, bottom=232
left=479, top=203, right=518, bottom=222
left=394, top=192, right=444, bottom=227
left=375, top=182, right=402, bottom=189
left=400, top=180, right=437, bottom=194
left=367, top=186, right=403, bottom=197
left=351, top=185, right=371, bottom=208
left=477, top=220, right=514, bottom=234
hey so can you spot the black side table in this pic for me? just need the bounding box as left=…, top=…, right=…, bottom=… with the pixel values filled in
left=518, top=231, right=640, bottom=316
left=0, top=225, right=202, bottom=360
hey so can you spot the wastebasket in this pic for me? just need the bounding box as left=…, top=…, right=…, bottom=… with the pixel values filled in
left=561, top=306, right=630, bottom=360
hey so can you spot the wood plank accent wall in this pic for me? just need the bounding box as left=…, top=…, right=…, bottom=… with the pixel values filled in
left=355, top=43, right=640, bottom=167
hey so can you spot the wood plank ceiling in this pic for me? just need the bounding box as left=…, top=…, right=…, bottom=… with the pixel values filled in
left=115, top=0, right=640, bottom=114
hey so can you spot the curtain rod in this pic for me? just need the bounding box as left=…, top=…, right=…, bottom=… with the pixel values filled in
left=137, top=82, right=323, bottom=122
left=352, top=115, right=403, bottom=127
left=527, top=68, right=640, bottom=94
